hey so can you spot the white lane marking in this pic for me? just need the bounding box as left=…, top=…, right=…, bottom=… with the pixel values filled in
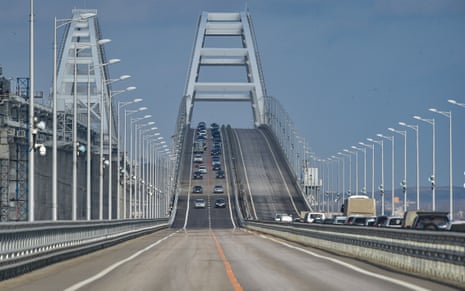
left=64, top=231, right=179, bottom=291
left=257, top=233, right=431, bottom=291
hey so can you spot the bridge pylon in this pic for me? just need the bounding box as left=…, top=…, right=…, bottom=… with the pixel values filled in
left=184, top=12, right=267, bottom=127
left=55, top=9, right=113, bottom=143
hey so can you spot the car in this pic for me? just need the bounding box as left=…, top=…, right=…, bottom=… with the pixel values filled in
left=304, top=212, right=326, bottom=223
left=192, top=185, right=203, bottom=193
left=352, top=216, right=376, bottom=226
left=193, top=171, right=203, bottom=179
left=212, top=163, right=221, bottom=171
left=215, top=198, right=226, bottom=208
left=402, top=210, right=449, bottom=229
left=194, top=198, right=206, bottom=208
left=198, top=165, right=207, bottom=173
left=375, top=216, right=403, bottom=228
left=333, top=216, right=347, bottom=225
left=275, top=213, right=293, bottom=223
left=213, top=184, right=224, bottom=193
left=411, top=212, right=450, bottom=230
left=211, top=147, right=221, bottom=155
left=344, top=215, right=366, bottom=225
left=193, top=154, right=203, bottom=163
left=216, top=170, right=225, bottom=179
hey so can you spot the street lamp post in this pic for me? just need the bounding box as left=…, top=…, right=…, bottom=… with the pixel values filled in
left=414, top=115, right=436, bottom=210
left=359, top=142, right=374, bottom=198
left=123, top=108, right=148, bottom=218
left=377, top=134, right=395, bottom=215
left=134, top=121, right=156, bottom=217
left=344, top=149, right=358, bottom=195
left=352, top=145, right=367, bottom=195
left=429, top=108, right=453, bottom=219
left=129, top=116, right=152, bottom=218
left=389, top=127, right=407, bottom=212
left=338, top=152, right=352, bottom=198
left=367, top=138, right=385, bottom=215
left=107, top=85, right=135, bottom=220
left=86, top=57, right=117, bottom=221
left=117, top=99, right=143, bottom=218
left=399, top=122, right=420, bottom=210
left=141, top=128, right=159, bottom=218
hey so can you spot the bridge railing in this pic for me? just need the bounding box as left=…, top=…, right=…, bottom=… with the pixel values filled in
left=0, top=219, right=168, bottom=280
left=245, top=221, right=465, bottom=288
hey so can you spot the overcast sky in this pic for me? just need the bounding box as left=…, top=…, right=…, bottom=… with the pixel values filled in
left=1, top=0, right=465, bottom=191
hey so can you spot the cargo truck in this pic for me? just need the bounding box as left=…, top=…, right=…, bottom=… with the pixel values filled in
left=341, top=195, right=376, bottom=216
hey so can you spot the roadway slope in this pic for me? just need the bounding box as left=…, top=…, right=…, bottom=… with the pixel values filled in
left=230, top=127, right=309, bottom=220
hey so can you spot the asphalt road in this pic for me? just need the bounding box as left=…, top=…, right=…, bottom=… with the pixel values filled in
left=0, top=228, right=458, bottom=291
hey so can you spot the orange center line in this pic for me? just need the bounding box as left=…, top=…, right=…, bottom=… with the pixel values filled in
left=211, top=231, right=243, bottom=291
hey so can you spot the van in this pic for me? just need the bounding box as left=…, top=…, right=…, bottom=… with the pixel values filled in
left=304, top=212, right=325, bottom=223
left=403, top=210, right=449, bottom=229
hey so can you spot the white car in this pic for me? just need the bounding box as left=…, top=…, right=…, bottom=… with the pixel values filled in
left=275, top=213, right=292, bottom=223
left=198, top=165, right=207, bottom=173
left=194, top=198, right=206, bottom=208
left=213, top=184, right=224, bottom=193
left=193, top=154, right=203, bottom=163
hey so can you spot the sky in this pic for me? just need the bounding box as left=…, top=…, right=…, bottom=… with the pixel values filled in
left=1, top=0, right=465, bottom=194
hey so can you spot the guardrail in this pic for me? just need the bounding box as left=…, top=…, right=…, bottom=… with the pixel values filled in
left=245, top=221, right=465, bottom=288
left=0, top=219, right=168, bottom=280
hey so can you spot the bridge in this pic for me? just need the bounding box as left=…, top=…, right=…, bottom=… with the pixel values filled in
left=0, top=9, right=464, bottom=290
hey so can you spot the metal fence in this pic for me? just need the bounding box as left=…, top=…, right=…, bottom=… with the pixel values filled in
left=0, top=219, right=168, bottom=280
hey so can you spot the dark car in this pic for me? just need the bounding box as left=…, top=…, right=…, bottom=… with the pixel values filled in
left=412, top=212, right=450, bottom=230
left=215, top=198, right=226, bottom=208
left=216, top=170, right=225, bottom=179
left=403, top=210, right=449, bottom=229
left=193, top=171, right=203, bottom=179
left=192, top=185, right=202, bottom=193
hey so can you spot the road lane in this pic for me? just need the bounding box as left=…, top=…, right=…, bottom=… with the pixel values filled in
left=0, top=228, right=458, bottom=291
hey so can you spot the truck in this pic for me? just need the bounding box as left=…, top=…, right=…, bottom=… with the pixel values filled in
left=341, top=195, right=376, bottom=217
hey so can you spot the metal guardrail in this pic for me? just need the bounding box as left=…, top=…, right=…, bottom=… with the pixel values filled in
left=245, top=221, right=465, bottom=288
left=0, top=219, right=168, bottom=280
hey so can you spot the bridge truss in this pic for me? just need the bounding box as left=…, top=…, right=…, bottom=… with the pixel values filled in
left=183, top=12, right=268, bottom=127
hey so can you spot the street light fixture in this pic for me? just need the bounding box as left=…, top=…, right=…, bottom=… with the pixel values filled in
left=338, top=152, right=351, bottom=199
left=414, top=115, right=436, bottom=210
left=367, top=138, right=385, bottom=215
left=352, top=145, right=367, bottom=195
left=92, top=58, right=121, bottom=221
left=107, top=84, right=136, bottom=220
left=128, top=115, right=152, bottom=218
left=122, top=107, right=147, bottom=218
left=117, top=98, right=142, bottom=219
left=429, top=108, right=453, bottom=219
left=399, top=121, right=420, bottom=210
left=359, top=142, right=374, bottom=198
left=134, top=121, right=156, bottom=217
left=377, top=133, right=395, bottom=215
left=86, top=56, right=117, bottom=220
left=388, top=127, right=408, bottom=212
left=343, top=149, right=358, bottom=195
